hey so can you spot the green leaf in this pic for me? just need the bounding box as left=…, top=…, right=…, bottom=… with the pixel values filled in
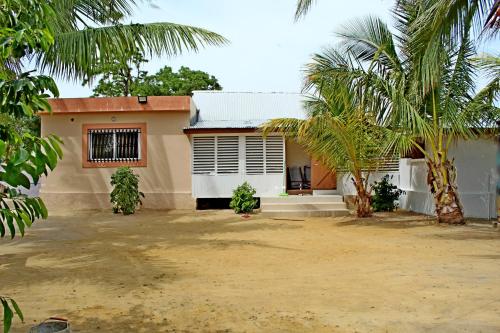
left=20, top=211, right=32, bottom=228
left=48, top=136, right=63, bottom=158
left=11, top=148, right=29, bottom=166
left=21, top=164, right=39, bottom=185
left=4, top=171, right=30, bottom=189
left=0, top=140, right=6, bottom=157
left=41, top=141, right=57, bottom=170
left=2, top=298, right=13, bottom=333
left=37, top=199, right=48, bottom=219
left=9, top=299, right=23, bottom=323
left=5, top=213, right=15, bottom=239
left=13, top=214, right=25, bottom=237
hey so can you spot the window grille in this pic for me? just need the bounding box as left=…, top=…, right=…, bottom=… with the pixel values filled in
left=88, top=128, right=141, bottom=162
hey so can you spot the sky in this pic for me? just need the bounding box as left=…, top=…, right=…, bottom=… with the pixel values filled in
left=56, top=0, right=396, bottom=97
left=57, top=0, right=499, bottom=98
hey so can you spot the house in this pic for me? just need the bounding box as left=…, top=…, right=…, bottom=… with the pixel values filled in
left=40, top=92, right=497, bottom=219
left=41, top=96, right=196, bottom=210
left=40, top=92, right=342, bottom=215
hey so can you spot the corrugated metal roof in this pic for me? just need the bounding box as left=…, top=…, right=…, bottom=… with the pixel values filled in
left=187, top=91, right=307, bottom=129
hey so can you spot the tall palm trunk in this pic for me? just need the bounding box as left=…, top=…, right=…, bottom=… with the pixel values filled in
left=352, top=173, right=372, bottom=217
left=426, top=157, right=465, bottom=224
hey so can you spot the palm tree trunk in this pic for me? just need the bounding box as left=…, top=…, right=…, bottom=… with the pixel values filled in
left=427, top=158, right=465, bottom=224
left=352, top=174, right=372, bottom=218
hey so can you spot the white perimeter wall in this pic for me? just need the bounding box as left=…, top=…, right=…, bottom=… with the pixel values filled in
left=399, top=138, right=497, bottom=219
left=337, top=172, right=400, bottom=197
left=337, top=138, right=496, bottom=219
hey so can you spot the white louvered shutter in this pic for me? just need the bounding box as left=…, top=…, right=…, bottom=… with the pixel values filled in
left=216, top=136, right=239, bottom=174
left=193, top=136, right=215, bottom=174
left=265, top=136, right=284, bottom=174
left=245, top=136, right=264, bottom=175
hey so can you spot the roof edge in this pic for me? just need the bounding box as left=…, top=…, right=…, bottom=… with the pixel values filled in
left=42, top=96, right=191, bottom=114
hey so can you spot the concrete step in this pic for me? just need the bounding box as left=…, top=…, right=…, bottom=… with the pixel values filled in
left=260, top=195, right=344, bottom=204
left=262, top=209, right=350, bottom=218
left=313, top=190, right=340, bottom=195
left=261, top=202, right=347, bottom=211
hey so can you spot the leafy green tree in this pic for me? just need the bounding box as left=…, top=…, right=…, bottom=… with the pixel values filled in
left=90, top=58, right=222, bottom=97
left=85, top=51, right=149, bottom=97
left=1, top=0, right=64, bottom=331
left=135, top=66, right=222, bottom=96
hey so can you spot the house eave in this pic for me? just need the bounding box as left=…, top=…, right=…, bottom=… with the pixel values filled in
left=183, top=127, right=258, bottom=134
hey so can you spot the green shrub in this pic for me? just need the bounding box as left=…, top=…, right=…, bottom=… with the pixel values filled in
left=230, top=182, right=258, bottom=214
left=371, top=174, right=404, bottom=212
left=110, top=167, right=144, bottom=215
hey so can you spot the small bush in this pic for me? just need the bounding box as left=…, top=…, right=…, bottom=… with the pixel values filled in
left=110, top=167, right=144, bottom=215
left=371, top=175, right=403, bottom=212
left=230, top=182, right=258, bottom=214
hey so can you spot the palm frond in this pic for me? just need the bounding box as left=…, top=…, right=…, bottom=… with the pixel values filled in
left=337, top=16, right=404, bottom=74
left=37, top=22, right=228, bottom=81
left=295, top=0, right=316, bottom=21
left=408, top=0, right=494, bottom=48
left=52, top=0, right=136, bottom=29
left=484, top=0, right=500, bottom=31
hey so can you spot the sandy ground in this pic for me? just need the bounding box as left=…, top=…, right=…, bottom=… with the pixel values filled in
left=1, top=209, right=499, bottom=333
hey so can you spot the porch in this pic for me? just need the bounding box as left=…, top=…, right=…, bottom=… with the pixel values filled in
left=189, top=134, right=349, bottom=216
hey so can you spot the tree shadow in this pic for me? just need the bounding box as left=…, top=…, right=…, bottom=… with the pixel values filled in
left=0, top=209, right=301, bottom=293
left=334, top=211, right=436, bottom=229
left=430, top=226, right=500, bottom=240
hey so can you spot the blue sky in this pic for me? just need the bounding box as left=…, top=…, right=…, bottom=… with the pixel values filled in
left=56, top=0, right=498, bottom=97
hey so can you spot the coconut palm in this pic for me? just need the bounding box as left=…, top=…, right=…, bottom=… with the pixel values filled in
left=262, top=50, right=392, bottom=218
left=318, top=2, right=497, bottom=223
left=295, top=0, right=498, bottom=29
left=28, top=0, right=228, bottom=81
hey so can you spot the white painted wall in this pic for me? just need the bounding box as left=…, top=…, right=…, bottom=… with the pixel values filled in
left=399, top=138, right=496, bottom=219
left=191, top=134, right=286, bottom=198
left=193, top=174, right=285, bottom=198
left=337, top=172, right=400, bottom=196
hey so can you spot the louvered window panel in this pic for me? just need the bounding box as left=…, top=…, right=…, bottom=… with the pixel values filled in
left=216, top=136, right=239, bottom=174
left=193, top=137, right=215, bottom=174
left=265, top=136, right=284, bottom=174
left=245, top=136, right=264, bottom=175
left=88, top=128, right=141, bottom=162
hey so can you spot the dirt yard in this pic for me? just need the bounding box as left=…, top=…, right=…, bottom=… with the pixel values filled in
left=1, top=210, right=499, bottom=333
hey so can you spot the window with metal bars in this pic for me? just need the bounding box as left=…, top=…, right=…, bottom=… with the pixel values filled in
left=88, top=128, right=141, bottom=162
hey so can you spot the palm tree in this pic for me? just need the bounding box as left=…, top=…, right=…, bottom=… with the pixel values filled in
left=262, top=50, right=392, bottom=218
left=320, top=2, right=497, bottom=223
left=34, top=0, right=228, bottom=81
left=295, top=0, right=498, bottom=29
